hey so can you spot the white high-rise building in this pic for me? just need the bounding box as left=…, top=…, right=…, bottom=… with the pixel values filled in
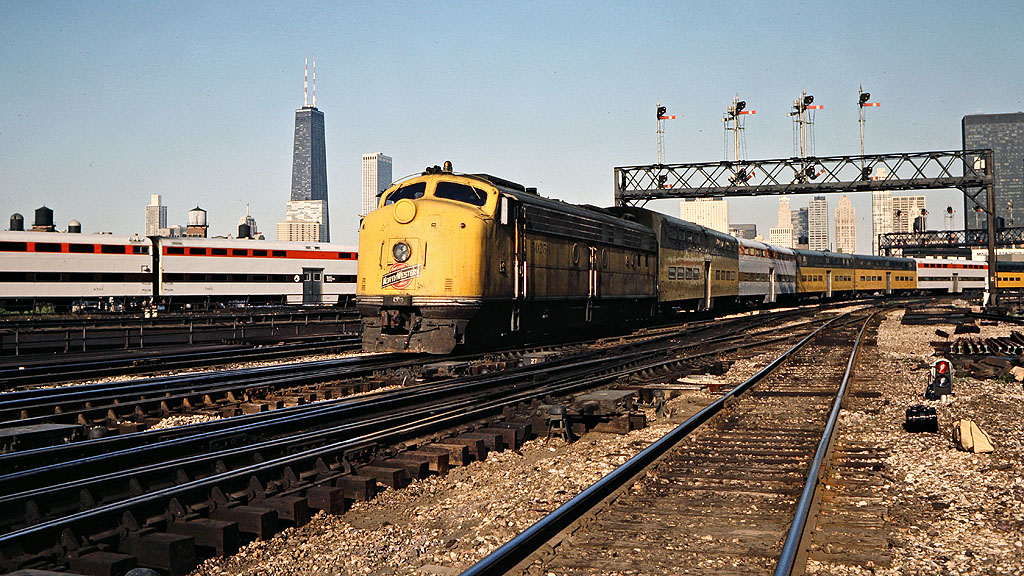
left=145, top=194, right=167, bottom=236
left=769, top=227, right=794, bottom=247
left=774, top=197, right=794, bottom=248
left=679, top=198, right=729, bottom=233
left=778, top=197, right=791, bottom=228
left=892, top=195, right=927, bottom=233
left=834, top=195, right=857, bottom=254
left=277, top=199, right=328, bottom=242
left=808, top=196, right=829, bottom=251
left=870, top=166, right=893, bottom=255
left=362, top=153, right=393, bottom=217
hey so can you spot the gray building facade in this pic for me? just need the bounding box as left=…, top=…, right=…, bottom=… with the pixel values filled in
left=963, top=113, right=1024, bottom=230
left=791, top=207, right=809, bottom=248
left=290, top=105, right=330, bottom=241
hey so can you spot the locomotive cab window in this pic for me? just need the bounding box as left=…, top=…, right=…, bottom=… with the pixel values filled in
left=384, top=182, right=426, bottom=205
left=434, top=182, right=487, bottom=206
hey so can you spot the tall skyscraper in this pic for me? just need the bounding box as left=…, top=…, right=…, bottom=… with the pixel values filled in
left=279, top=58, right=330, bottom=242
left=773, top=197, right=793, bottom=248
left=679, top=198, right=729, bottom=233
left=362, top=153, right=393, bottom=217
left=834, top=195, right=856, bottom=254
left=145, top=194, right=167, bottom=236
left=892, top=195, right=927, bottom=233
left=963, top=113, right=1024, bottom=229
left=808, top=196, right=828, bottom=251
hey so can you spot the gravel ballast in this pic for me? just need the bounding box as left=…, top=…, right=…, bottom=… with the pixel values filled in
left=191, top=308, right=1024, bottom=576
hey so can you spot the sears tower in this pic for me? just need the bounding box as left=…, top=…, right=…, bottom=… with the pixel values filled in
left=279, top=57, right=330, bottom=242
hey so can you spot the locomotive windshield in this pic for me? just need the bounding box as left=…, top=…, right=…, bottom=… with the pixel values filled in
left=384, top=182, right=426, bottom=205
left=434, top=181, right=488, bottom=206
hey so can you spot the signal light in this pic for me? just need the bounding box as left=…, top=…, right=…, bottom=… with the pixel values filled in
left=937, top=361, right=949, bottom=375
left=947, top=206, right=954, bottom=214
left=859, top=92, right=871, bottom=104
left=736, top=100, right=746, bottom=113
left=657, top=105, right=666, bottom=119
left=803, top=95, right=814, bottom=106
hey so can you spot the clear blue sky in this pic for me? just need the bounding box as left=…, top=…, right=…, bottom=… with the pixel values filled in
left=2, top=1, right=1023, bottom=250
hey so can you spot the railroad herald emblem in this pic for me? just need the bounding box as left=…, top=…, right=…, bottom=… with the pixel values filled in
left=382, top=263, right=420, bottom=289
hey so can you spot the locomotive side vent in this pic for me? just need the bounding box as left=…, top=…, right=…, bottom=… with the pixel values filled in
left=445, top=278, right=454, bottom=293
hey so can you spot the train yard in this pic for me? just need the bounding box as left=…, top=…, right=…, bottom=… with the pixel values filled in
left=1, top=301, right=1022, bottom=575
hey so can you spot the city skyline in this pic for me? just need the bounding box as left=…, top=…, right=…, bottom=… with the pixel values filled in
left=2, top=2, right=1023, bottom=247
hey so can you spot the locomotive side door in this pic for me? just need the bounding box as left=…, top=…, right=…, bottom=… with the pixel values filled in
left=503, top=196, right=525, bottom=331
left=886, top=271, right=893, bottom=295
left=586, top=246, right=599, bottom=321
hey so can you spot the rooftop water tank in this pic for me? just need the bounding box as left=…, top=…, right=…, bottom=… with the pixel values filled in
left=188, top=206, right=207, bottom=226
left=68, top=219, right=82, bottom=233
left=9, top=213, right=24, bottom=231
left=34, top=206, right=54, bottom=228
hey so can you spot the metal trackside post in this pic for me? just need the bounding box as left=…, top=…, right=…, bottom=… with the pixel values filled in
left=986, top=150, right=999, bottom=308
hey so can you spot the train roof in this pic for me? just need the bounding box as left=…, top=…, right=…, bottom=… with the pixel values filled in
left=0, top=230, right=149, bottom=244
left=155, top=236, right=357, bottom=251
left=737, top=237, right=796, bottom=255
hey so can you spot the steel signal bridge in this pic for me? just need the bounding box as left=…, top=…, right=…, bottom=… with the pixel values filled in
left=613, top=149, right=1001, bottom=305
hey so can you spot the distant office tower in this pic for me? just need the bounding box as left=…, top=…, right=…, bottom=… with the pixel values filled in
left=769, top=227, right=793, bottom=247
left=892, top=195, right=927, bottom=233
left=808, top=196, right=828, bottom=251
left=791, top=207, right=808, bottom=248
left=238, top=206, right=259, bottom=239
left=280, top=59, right=330, bottom=242
left=146, top=194, right=167, bottom=236
left=362, top=153, right=393, bottom=217
left=679, top=198, right=729, bottom=233
left=277, top=200, right=325, bottom=242
left=834, top=195, right=856, bottom=254
left=185, top=206, right=208, bottom=238
left=963, top=113, right=1024, bottom=229
left=728, top=223, right=757, bottom=240
left=777, top=197, right=791, bottom=228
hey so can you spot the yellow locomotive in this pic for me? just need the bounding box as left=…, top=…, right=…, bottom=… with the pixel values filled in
left=357, top=164, right=658, bottom=353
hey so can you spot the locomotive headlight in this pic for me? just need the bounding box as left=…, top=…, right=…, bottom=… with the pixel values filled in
left=392, top=241, right=411, bottom=262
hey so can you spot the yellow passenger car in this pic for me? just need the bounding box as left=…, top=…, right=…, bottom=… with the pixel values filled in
left=794, top=250, right=855, bottom=298
left=852, top=255, right=917, bottom=294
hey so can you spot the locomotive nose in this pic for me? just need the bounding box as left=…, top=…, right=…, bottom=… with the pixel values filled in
left=394, top=199, right=417, bottom=224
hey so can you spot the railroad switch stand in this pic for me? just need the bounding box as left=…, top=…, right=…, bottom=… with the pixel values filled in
left=546, top=405, right=573, bottom=443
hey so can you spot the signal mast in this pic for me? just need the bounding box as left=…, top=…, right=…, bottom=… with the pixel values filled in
left=656, top=101, right=676, bottom=164
left=789, top=88, right=822, bottom=160
left=723, top=95, right=756, bottom=162
left=858, top=86, right=880, bottom=169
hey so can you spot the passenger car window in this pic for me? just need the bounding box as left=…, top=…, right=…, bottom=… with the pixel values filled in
left=434, top=181, right=487, bottom=206
left=385, top=182, right=426, bottom=205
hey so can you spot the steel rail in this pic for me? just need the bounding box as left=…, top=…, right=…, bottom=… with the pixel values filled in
left=0, top=311, right=841, bottom=518
left=0, top=352, right=405, bottom=428
left=772, top=313, right=873, bottom=576
left=0, top=336, right=361, bottom=388
left=0, top=342, right=661, bottom=491
left=458, top=310, right=858, bottom=576
left=0, top=327, right=713, bottom=567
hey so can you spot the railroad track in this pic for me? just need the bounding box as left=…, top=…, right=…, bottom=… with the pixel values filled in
left=0, top=335, right=362, bottom=389
left=0, top=303, right=828, bottom=452
left=462, top=308, right=882, bottom=576
left=0, top=305, right=856, bottom=575
left=0, top=309, right=360, bottom=356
